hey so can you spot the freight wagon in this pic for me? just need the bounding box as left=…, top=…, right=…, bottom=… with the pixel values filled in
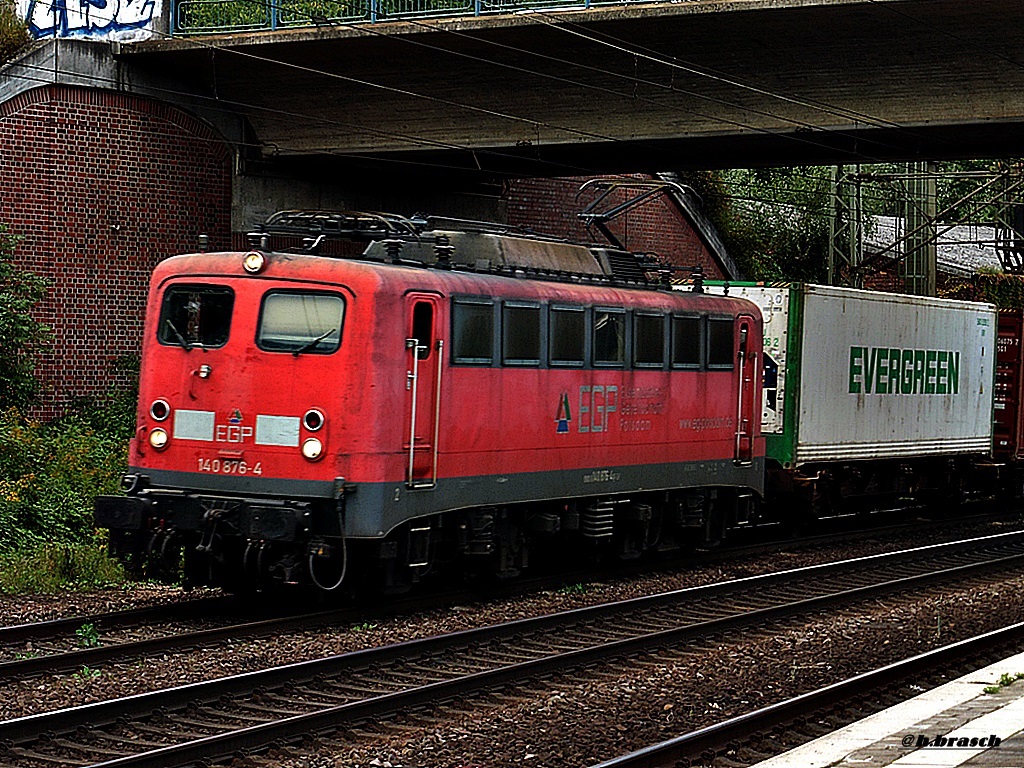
left=702, top=283, right=997, bottom=515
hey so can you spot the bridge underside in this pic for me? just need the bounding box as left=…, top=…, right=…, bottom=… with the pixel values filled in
left=125, top=0, right=1024, bottom=176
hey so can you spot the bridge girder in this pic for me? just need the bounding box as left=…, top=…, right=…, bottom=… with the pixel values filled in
left=123, top=0, right=1024, bottom=176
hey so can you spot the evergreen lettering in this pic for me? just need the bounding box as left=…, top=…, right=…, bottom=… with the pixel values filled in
left=848, top=346, right=960, bottom=396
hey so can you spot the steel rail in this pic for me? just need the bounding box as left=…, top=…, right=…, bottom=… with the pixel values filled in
left=3, top=512, right=1012, bottom=681
left=0, top=597, right=230, bottom=646
left=0, top=606, right=354, bottom=679
left=589, top=621, right=1024, bottom=768
left=76, top=552, right=1024, bottom=767
left=3, top=533, right=1024, bottom=766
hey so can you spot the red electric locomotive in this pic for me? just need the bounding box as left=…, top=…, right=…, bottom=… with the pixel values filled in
left=96, top=212, right=766, bottom=593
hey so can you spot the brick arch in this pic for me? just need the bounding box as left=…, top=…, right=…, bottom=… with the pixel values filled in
left=0, top=84, right=233, bottom=416
left=0, top=85, right=230, bottom=151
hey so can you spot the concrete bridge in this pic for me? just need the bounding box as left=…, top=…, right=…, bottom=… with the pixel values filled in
left=113, top=0, right=1024, bottom=176
left=8, top=0, right=1024, bottom=178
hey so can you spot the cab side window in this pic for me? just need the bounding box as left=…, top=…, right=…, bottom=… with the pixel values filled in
left=503, top=302, right=541, bottom=366
left=452, top=299, right=495, bottom=364
left=707, top=317, right=735, bottom=368
left=634, top=313, right=665, bottom=367
left=671, top=315, right=701, bottom=368
left=550, top=306, right=586, bottom=366
left=593, top=308, right=625, bottom=366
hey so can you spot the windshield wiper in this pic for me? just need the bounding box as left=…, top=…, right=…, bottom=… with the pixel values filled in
left=293, top=328, right=336, bottom=357
left=165, top=320, right=192, bottom=351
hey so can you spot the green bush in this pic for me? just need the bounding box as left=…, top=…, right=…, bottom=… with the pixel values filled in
left=941, top=273, right=1024, bottom=308
left=0, top=223, right=133, bottom=592
left=0, top=405, right=129, bottom=557
left=0, top=0, right=30, bottom=64
left=0, top=224, right=50, bottom=410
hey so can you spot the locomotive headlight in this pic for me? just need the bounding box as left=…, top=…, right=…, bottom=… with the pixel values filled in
left=301, top=437, right=324, bottom=461
left=242, top=251, right=266, bottom=274
left=149, top=428, right=169, bottom=451
left=303, top=409, right=325, bottom=431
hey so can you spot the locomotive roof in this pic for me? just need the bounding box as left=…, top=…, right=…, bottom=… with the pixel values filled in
left=154, top=248, right=757, bottom=322
left=241, top=209, right=684, bottom=288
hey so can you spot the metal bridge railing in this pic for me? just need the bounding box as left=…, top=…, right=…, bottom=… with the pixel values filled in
left=174, top=0, right=613, bottom=35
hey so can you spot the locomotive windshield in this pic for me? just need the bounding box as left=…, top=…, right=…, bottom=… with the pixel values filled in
left=257, top=291, right=345, bottom=355
left=158, top=285, right=234, bottom=349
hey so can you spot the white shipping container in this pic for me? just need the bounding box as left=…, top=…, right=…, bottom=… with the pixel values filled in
left=794, top=285, right=995, bottom=463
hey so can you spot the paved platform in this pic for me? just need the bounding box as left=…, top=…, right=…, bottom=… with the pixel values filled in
left=749, top=650, right=1024, bottom=768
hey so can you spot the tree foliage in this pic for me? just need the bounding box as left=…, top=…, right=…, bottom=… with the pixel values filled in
left=680, top=161, right=1019, bottom=282
left=0, top=0, right=30, bottom=64
left=941, top=272, right=1024, bottom=308
left=679, top=167, right=832, bottom=282
left=0, top=225, right=51, bottom=409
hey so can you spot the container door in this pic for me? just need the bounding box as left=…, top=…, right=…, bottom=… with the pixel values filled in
left=735, top=315, right=758, bottom=464
left=404, top=295, right=443, bottom=488
left=995, top=310, right=1024, bottom=459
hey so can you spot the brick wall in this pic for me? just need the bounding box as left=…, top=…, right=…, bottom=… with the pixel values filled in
left=505, top=176, right=727, bottom=281
left=0, top=85, right=232, bottom=417
left=1, top=88, right=724, bottom=417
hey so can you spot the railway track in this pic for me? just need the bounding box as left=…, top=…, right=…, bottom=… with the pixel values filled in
left=591, top=621, right=1024, bottom=768
left=3, top=530, right=1024, bottom=767
left=2, top=509, right=1017, bottom=682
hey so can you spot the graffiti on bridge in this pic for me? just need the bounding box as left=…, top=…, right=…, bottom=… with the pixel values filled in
left=20, top=0, right=160, bottom=39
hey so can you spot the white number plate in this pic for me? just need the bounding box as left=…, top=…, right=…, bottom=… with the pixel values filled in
left=197, top=458, right=263, bottom=475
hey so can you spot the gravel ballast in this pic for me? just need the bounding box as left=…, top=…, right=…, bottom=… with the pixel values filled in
left=0, top=517, right=1021, bottom=767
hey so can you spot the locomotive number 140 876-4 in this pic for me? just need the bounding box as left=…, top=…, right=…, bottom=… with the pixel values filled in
left=197, top=458, right=263, bottom=475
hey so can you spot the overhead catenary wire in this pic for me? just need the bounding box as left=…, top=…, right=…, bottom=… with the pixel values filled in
left=5, top=59, right=604, bottom=178
left=8, top=49, right=997, bottom=226
left=243, top=0, right=909, bottom=163
left=17, top=0, right=1013, bottom=177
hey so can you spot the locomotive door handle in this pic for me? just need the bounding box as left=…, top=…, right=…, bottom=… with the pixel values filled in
left=430, top=339, right=444, bottom=488
left=407, top=338, right=420, bottom=486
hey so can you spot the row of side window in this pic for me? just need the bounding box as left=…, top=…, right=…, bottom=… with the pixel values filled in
left=450, top=297, right=735, bottom=370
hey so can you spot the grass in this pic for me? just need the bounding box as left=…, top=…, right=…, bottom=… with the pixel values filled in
left=557, top=583, right=590, bottom=595
left=0, top=543, right=125, bottom=594
left=984, top=672, right=1024, bottom=695
left=76, top=622, right=101, bottom=648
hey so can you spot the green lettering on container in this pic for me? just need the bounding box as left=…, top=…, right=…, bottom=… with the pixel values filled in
left=875, top=351, right=888, bottom=393
left=865, top=348, right=878, bottom=394
left=901, top=350, right=914, bottom=394
left=849, top=347, right=863, bottom=394
left=913, top=351, right=926, bottom=394
left=925, top=350, right=937, bottom=394
left=889, top=349, right=901, bottom=393
left=850, top=345, right=962, bottom=396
